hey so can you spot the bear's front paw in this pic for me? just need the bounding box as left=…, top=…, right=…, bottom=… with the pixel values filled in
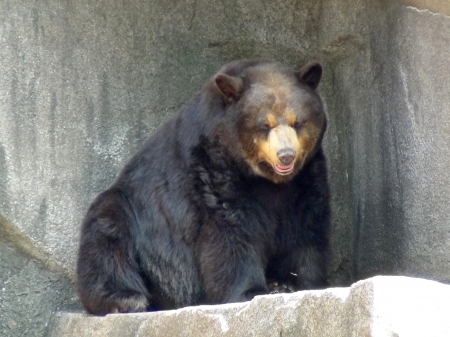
left=110, top=294, right=149, bottom=313
left=267, top=280, right=295, bottom=294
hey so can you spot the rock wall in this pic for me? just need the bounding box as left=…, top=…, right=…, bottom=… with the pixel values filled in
left=0, top=215, right=78, bottom=336
left=350, top=4, right=450, bottom=281
left=0, top=0, right=449, bottom=336
left=322, top=1, right=450, bottom=282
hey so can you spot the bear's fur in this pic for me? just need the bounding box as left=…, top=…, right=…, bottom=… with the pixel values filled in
left=77, top=59, right=330, bottom=315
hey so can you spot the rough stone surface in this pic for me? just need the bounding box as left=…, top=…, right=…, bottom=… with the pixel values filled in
left=0, top=0, right=450, bottom=336
left=335, top=4, right=450, bottom=281
left=48, top=276, right=450, bottom=337
left=0, top=215, right=79, bottom=337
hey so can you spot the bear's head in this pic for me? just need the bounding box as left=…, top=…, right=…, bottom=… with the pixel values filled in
left=213, top=60, right=326, bottom=184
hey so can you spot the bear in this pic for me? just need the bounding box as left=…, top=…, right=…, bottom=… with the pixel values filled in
left=76, top=59, right=330, bottom=315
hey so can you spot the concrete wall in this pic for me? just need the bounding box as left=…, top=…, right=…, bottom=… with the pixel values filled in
left=0, top=0, right=449, bottom=335
left=322, top=1, right=450, bottom=283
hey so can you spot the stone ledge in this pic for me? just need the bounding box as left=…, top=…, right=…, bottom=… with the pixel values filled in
left=49, top=276, right=450, bottom=337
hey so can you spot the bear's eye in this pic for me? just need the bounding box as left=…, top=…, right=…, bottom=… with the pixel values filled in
left=293, top=121, right=304, bottom=130
left=260, top=123, right=271, bottom=131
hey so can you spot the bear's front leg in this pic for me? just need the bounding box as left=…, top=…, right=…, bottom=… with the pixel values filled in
left=197, top=223, right=268, bottom=304
left=289, top=151, right=330, bottom=290
left=293, top=244, right=328, bottom=290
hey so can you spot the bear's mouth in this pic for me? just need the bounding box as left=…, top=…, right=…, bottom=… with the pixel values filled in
left=273, top=163, right=294, bottom=175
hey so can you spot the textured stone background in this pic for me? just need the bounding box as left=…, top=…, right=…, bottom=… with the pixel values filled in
left=0, top=0, right=449, bottom=336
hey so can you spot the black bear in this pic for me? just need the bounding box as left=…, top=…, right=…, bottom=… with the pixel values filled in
left=77, top=59, right=330, bottom=315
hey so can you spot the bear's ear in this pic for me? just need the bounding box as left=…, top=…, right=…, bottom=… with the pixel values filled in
left=214, top=73, right=243, bottom=103
left=297, top=62, right=322, bottom=90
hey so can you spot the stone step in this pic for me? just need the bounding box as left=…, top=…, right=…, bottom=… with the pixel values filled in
left=49, top=276, right=450, bottom=337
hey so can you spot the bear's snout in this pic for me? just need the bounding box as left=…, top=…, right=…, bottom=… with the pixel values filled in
left=277, top=148, right=295, bottom=165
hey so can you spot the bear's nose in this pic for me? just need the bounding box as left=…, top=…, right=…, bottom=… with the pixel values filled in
left=277, top=148, right=296, bottom=165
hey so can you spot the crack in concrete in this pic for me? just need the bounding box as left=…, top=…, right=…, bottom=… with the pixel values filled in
left=405, top=5, right=450, bottom=18
left=0, top=213, right=75, bottom=282
left=188, top=0, right=198, bottom=31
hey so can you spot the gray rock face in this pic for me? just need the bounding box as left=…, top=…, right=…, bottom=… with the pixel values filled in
left=347, top=3, right=450, bottom=283
left=49, top=276, right=450, bottom=337
left=0, top=216, right=78, bottom=337
left=318, top=2, right=450, bottom=285
left=1, top=0, right=450, bottom=336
